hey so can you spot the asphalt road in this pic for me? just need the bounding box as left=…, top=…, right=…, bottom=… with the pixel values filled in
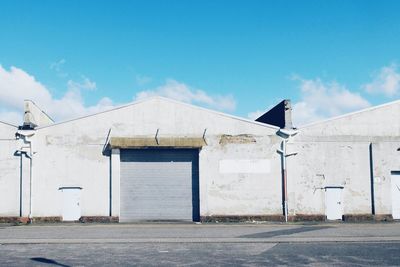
left=0, top=223, right=399, bottom=266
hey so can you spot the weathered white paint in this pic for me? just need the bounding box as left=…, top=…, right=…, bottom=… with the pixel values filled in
left=289, top=100, right=400, bottom=219
left=391, top=172, right=400, bottom=219
left=325, top=187, right=343, bottom=220
left=0, top=122, right=25, bottom=217
left=219, top=159, right=270, bottom=174
left=288, top=141, right=372, bottom=216
left=15, top=97, right=282, bottom=218
left=300, top=99, right=400, bottom=137
left=61, top=188, right=81, bottom=221
left=1, top=97, right=400, bottom=221
left=23, top=100, right=54, bottom=128
left=367, top=142, right=400, bottom=215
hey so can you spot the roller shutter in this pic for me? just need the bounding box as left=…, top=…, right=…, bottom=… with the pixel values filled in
left=120, top=149, right=199, bottom=222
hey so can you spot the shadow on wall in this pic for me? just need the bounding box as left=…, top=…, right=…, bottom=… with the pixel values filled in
left=239, top=226, right=331, bottom=238
left=30, top=257, right=70, bottom=267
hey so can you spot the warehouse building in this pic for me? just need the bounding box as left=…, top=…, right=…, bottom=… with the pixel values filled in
left=288, top=100, right=400, bottom=221
left=1, top=97, right=283, bottom=222
left=0, top=97, right=399, bottom=223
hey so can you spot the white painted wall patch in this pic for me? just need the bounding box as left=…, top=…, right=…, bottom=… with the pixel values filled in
left=219, top=159, right=270, bottom=174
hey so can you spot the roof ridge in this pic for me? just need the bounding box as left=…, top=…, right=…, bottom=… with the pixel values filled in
left=300, top=98, right=400, bottom=129
left=37, top=96, right=280, bottom=130
left=0, top=120, right=18, bottom=128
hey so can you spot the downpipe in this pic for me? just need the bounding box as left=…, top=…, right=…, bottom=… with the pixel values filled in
left=278, top=139, right=289, bottom=223
left=277, top=129, right=298, bottom=222
left=16, top=130, right=35, bottom=222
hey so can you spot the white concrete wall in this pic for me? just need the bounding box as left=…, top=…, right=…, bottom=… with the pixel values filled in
left=288, top=140, right=372, bottom=215
left=29, top=98, right=282, bottom=218
left=2, top=97, right=399, bottom=220
left=301, top=100, right=400, bottom=137
left=24, top=100, right=54, bottom=127
left=200, top=134, right=282, bottom=216
left=371, top=141, right=400, bottom=215
left=0, top=122, right=21, bottom=216
left=290, top=100, right=400, bottom=217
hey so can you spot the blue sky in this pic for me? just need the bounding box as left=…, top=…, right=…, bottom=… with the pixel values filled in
left=1, top=0, right=400, bottom=126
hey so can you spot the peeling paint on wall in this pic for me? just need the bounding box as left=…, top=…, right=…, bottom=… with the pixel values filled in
left=219, top=134, right=257, bottom=145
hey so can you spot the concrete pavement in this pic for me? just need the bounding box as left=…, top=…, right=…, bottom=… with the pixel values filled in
left=1, top=222, right=400, bottom=266
left=1, top=222, right=400, bottom=242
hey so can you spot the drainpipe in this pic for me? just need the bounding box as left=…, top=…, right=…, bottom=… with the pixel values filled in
left=19, top=153, right=22, bottom=217
left=369, top=143, right=375, bottom=215
left=16, top=146, right=30, bottom=218
left=277, top=129, right=298, bottom=222
left=16, top=130, right=35, bottom=221
left=281, top=139, right=289, bottom=223
left=28, top=140, right=33, bottom=221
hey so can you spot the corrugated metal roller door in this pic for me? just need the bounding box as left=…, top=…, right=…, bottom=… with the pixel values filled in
left=120, top=149, right=199, bottom=222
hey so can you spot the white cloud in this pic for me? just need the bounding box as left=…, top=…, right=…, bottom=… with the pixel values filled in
left=247, top=110, right=264, bottom=120
left=0, top=111, right=22, bottom=126
left=49, top=92, right=114, bottom=121
left=0, top=65, right=114, bottom=125
left=50, top=59, right=65, bottom=71
left=135, top=79, right=236, bottom=111
left=363, top=64, right=400, bottom=97
left=67, top=76, right=96, bottom=91
left=0, top=66, right=52, bottom=111
left=135, top=74, right=152, bottom=86
left=0, top=66, right=236, bottom=126
left=50, top=59, right=68, bottom=77
left=292, top=76, right=370, bottom=126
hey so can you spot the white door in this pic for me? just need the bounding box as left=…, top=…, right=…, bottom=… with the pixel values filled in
left=391, top=172, right=400, bottom=220
left=61, top=188, right=81, bottom=221
left=325, top=187, right=343, bottom=220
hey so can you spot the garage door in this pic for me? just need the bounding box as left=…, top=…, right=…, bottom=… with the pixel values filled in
left=120, top=149, right=199, bottom=222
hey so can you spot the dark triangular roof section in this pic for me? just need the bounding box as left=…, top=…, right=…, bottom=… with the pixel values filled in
left=256, top=99, right=293, bottom=129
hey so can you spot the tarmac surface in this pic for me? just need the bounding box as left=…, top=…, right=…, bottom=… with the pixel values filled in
left=0, top=222, right=399, bottom=266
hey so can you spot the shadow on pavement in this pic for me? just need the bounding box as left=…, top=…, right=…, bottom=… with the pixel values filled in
left=30, top=257, right=70, bottom=267
left=239, top=226, right=331, bottom=238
